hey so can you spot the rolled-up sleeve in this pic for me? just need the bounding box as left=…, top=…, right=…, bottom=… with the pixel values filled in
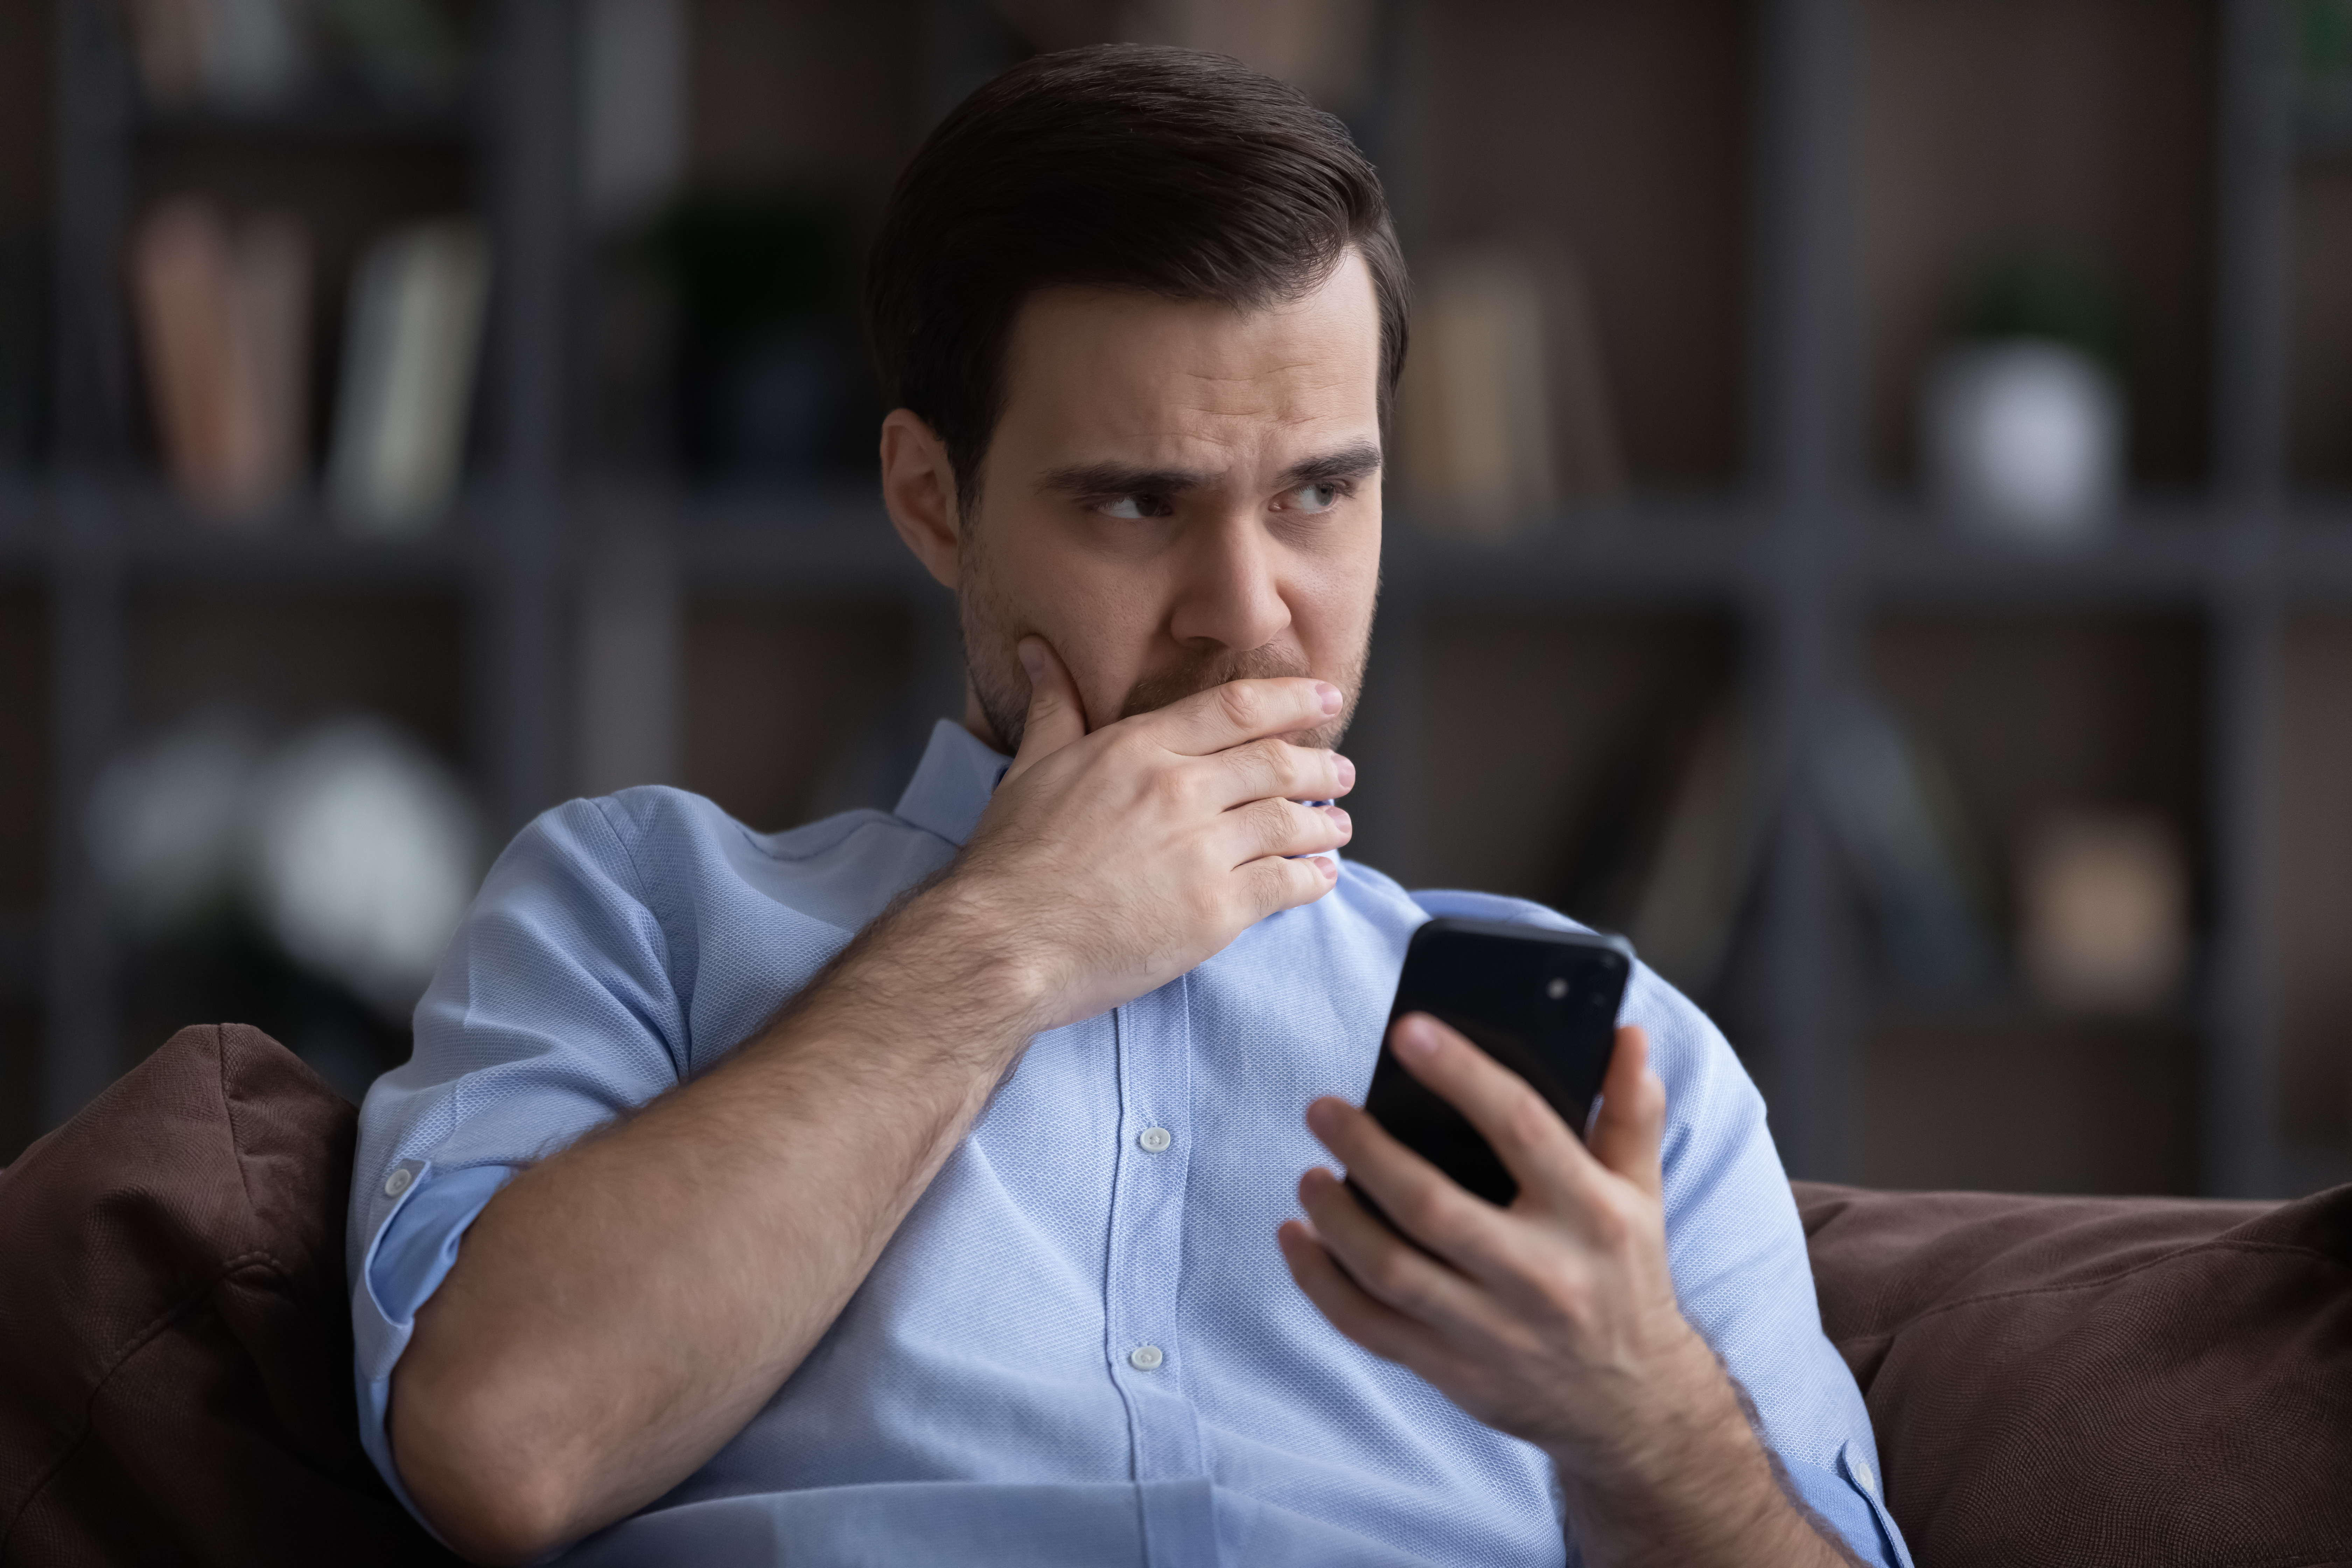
left=344, top=794, right=695, bottom=1519
left=1632, top=962, right=1916, bottom=1568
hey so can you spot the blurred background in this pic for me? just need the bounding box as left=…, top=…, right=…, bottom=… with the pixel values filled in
left=0, top=0, right=2348, bottom=1199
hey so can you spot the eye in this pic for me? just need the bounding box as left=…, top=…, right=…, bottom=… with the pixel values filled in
left=1285, top=483, right=1343, bottom=514
left=1099, top=493, right=1171, bottom=520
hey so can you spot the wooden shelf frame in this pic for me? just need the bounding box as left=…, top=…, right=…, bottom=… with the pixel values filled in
left=10, top=0, right=2344, bottom=1194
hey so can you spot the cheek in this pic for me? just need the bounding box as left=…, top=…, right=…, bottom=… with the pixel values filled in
left=1288, top=550, right=1380, bottom=662
left=974, top=531, right=1173, bottom=719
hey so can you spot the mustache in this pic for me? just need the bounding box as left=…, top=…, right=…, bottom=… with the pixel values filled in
left=1116, top=645, right=1314, bottom=722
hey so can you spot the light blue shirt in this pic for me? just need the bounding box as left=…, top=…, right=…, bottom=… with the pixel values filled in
left=350, top=719, right=1912, bottom=1567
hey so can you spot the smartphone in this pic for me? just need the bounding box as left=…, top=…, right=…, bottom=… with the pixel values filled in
left=1351, top=918, right=1635, bottom=1219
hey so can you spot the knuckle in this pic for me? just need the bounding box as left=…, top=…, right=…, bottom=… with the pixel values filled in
left=1501, top=1087, right=1556, bottom=1151
left=1363, top=1247, right=1423, bottom=1304
left=1589, top=1189, right=1639, bottom=1251
left=1147, top=767, right=1194, bottom=814
left=1249, top=795, right=1295, bottom=837
left=1397, top=1178, right=1453, bottom=1236
left=1259, top=856, right=1319, bottom=912
left=1248, top=736, right=1292, bottom=781
left=1216, top=681, right=1258, bottom=727
left=1225, top=739, right=1277, bottom=792
left=1546, top=1270, right=1595, bottom=1328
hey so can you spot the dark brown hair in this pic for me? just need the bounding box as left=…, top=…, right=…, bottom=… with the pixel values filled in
left=866, top=44, right=1408, bottom=514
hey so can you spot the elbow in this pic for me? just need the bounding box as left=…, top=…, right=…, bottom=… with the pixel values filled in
left=389, top=1357, right=590, bottom=1566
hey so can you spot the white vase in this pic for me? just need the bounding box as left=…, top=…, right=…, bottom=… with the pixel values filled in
left=1922, top=338, right=2123, bottom=542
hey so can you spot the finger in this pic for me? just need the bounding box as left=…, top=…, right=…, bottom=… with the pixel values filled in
left=1301, top=1096, right=1519, bottom=1283
left=1001, top=637, right=1087, bottom=785
left=1206, top=736, right=1356, bottom=810
left=1221, top=796, right=1350, bottom=867
left=1583, top=1025, right=1665, bottom=1198
left=1277, top=1218, right=1463, bottom=1373
left=1385, top=1013, right=1604, bottom=1212
left=1148, top=676, right=1344, bottom=757
left=1287, top=1171, right=1496, bottom=1334
left=1239, top=846, right=1340, bottom=920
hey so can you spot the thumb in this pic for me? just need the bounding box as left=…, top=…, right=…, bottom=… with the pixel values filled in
left=1001, top=636, right=1087, bottom=784
left=1585, top=1024, right=1665, bottom=1198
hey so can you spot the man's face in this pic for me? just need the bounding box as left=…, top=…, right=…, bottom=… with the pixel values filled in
left=895, top=251, right=1384, bottom=755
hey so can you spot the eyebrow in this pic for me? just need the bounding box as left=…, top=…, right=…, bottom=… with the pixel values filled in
left=1037, top=440, right=1384, bottom=500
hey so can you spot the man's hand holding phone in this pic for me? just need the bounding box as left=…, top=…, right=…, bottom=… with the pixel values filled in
left=1280, top=1020, right=1856, bottom=1567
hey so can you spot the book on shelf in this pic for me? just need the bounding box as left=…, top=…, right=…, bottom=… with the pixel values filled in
left=128, top=0, right=472, bottom=111
left=328, top=217, right=490, bottom=533
left=2016, top=809, right=2188, bottom=1012
left=1630, top=707, right=1763, bottom=999
left=130, top=0, right=309, bottom=106
left=129, top=196, right=313, bottom=522
left=1395, top=240, right=1625, bottom=536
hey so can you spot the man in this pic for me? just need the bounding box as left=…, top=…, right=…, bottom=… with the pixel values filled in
left=350, top=45, right=1912, bottom=1568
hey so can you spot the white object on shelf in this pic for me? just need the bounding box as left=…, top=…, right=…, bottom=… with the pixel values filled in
left=329, top=218, right=491, bottom=533
left=1923, top=338, right=2122, bottom=542
left=243, top=716, right=483, bottom=1016
left=86, top=708, right=269, bottom=932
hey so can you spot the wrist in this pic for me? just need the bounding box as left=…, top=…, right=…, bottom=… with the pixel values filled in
left=1549, top=1329, right=1792, bottom=1560
left=827, top=867, right=1062, bottom=1053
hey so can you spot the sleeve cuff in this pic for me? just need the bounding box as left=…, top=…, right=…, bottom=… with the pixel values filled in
left=350, top=1161, right=519, bottom=1537
left=1783, top=1441, right=1916, bottom=1568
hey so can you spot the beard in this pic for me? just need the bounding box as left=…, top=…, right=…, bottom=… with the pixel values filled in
left=959, top=534, right=1368, bottom=757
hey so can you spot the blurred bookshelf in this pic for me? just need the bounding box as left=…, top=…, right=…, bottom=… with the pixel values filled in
left=2, top=0, right=2351, bottom=1204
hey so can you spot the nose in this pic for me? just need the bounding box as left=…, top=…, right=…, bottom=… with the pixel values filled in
left=1166, top=511, right=1293, bottom=654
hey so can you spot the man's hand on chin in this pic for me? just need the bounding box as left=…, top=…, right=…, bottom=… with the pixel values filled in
left=944, top=636, right=1356, bottom=1035
left=1278, top=1019, right=1863, bottom=1568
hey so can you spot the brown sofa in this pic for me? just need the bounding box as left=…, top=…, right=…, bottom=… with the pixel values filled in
left=4, top=1023, right=2349, bottom=1567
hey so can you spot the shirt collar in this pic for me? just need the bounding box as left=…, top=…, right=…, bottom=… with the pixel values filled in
left=893, top=719, right=1011, bottom=847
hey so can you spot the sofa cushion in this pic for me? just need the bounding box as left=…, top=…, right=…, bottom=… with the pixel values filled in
left=1796, top=1180, right=2352, bottom=1568
left=0, top=1022, right=458, bottom=1567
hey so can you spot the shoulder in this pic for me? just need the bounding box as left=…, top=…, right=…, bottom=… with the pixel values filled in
left=588, top=784, right=910, bottom=873
left=509, top=785, right=957, bottom=932
left=1403, top=884, right=1582, bottom=935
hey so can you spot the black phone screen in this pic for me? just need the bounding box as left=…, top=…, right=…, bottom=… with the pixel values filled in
left=1354, top=918, right=1634, bottom=1213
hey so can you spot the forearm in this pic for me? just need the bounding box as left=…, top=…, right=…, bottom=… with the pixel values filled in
left=1554, top=1337, right=1858, bottom=1568
left=390, top=875, right=1046, bottom=1562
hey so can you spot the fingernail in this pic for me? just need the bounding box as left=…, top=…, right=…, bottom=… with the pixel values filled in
left=1318, top=855, right=1339, bottom=880
left=1315, top=681, right=1342, bottom=715
left=1326, top=805, right=1352, bottom=835
left=1394, top=1015, right=1438, bottom=1062
left=1017, top=639, right=1045, bottom=678
left=1304, top=1099, right=1340, bottom=1137
left=1333, top=754, right=1356, bottom=790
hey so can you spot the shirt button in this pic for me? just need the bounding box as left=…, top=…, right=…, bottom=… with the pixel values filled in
left=1855, top=1459, right=1877, bottom=1495
left=1128, top=1344, right=1164, bottom=1371
left=383, top=1166, right=415, bottom=1199
left=1138, top=1127, right=1172, bottom=1154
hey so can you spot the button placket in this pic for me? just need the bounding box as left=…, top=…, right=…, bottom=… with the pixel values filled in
left=1100, top=981, right=1202, bottom=1484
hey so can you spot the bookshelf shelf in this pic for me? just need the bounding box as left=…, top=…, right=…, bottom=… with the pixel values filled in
left=28, top=489, right=2352, bottom=604
left=133, top=100, right=478, bottom=148
left=6, top=0, right=2347, bottom=1197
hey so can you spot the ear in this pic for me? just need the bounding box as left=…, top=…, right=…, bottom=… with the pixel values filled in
left=880, top=408, right=961, bottom=591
